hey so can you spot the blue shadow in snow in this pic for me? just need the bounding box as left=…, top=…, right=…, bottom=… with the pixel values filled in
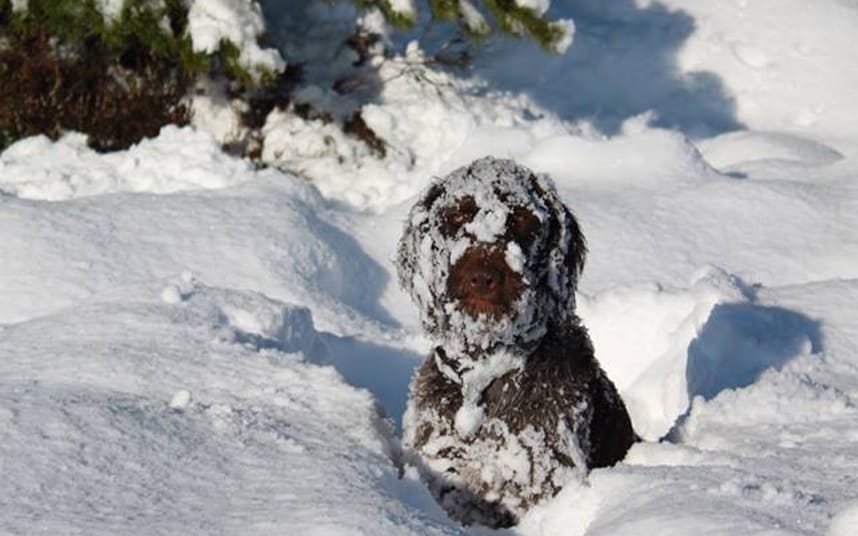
left=319, top=333, right=423, bottom=431
left=469, top=0, right=745, bottom=138
left=685, top=303, right=822, bottom=401
left=231, top=322, right=421, bottom=432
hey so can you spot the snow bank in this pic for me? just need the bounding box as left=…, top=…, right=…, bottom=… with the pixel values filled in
left=516, top=279, right=858, bottom=535
left=579, top=268, right=745, bottom=440
left=0, top=282, right=459, bottom=535
left=0, top=127, right=255, bottom=201
left=0, top=167, right=391, bottom=339
left=698, top=131, right=844, bottom=171
left=3, top=1, right=858, bottom=534
left=520, top=127, right=717, bottom=189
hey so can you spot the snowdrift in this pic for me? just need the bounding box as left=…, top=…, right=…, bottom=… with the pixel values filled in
left=3, top=0, right=858, bottom=534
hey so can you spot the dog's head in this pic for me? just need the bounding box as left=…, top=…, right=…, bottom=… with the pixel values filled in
left=397, top=157, right=586, bottom=353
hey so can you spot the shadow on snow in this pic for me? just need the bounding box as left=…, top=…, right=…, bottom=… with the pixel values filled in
left=685, top=302, right=821, bottom=402
left=475, top=0, right=744, bottom=138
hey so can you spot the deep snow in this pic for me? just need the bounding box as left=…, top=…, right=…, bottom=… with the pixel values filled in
left=2, top=1, right=858, bottom=535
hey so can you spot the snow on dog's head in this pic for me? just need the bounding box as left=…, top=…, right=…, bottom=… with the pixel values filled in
left=397, top=157, right=586, bottom=354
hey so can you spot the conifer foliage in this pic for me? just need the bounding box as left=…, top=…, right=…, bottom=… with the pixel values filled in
left=0, top=0, right=568, bottom=152
left=0, top=1, right=192, bottom=150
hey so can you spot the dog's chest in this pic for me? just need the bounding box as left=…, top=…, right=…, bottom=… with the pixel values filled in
left=404, top=359, right=591, bottom=513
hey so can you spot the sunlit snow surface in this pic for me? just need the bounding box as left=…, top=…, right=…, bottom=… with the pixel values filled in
left=3, top=0, right=858, bottom=535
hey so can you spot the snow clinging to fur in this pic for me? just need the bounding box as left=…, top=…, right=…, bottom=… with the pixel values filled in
left=397, top=157, right=583, bottom=357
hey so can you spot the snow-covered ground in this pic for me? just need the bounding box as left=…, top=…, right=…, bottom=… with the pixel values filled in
left=2, top=1, right=858, bottom=534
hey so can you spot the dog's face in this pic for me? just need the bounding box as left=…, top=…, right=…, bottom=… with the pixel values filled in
left=398, top=157, right=586, bottom=353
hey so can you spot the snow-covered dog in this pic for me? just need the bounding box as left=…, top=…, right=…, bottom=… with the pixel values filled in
left=397, top=157, right=636, bottom=527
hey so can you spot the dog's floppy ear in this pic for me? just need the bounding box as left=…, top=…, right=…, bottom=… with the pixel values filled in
left=397, top=180, right=445, bottom=295
left=529, top=172, right=587, bottom=290
left=420, top=182, right=444, bottom=211
left=562, top=206, right=587, bottom=282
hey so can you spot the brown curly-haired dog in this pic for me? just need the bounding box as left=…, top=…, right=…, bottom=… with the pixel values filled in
left=397, top=157, right=636, bottom=527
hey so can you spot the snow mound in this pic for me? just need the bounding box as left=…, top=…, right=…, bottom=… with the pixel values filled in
left=0, top=283, right=460, bottom=535
left=520, top=128, right=717, bottom=189
left=184, top=281, right=326, bottom=358
left=579, top=268, right=746, bottom=440
left=0, top=174, right=390, bottom=338
left=0, top=126, right=255, bottom=201
left=580, top=267, right=824, bottom=441
left=698, top=131, right=844, bottom=173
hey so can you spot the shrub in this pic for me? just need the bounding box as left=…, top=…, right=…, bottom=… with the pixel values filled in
left=0, top=1, right=570, bottom=153
left=0, top=0, right=200, bottom=151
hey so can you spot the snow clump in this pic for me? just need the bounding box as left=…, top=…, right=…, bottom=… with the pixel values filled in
left=187, top=0, right=286, bottom=75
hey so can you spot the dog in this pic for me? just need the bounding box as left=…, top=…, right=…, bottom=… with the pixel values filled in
left=397, top=157, right=636, bottom=527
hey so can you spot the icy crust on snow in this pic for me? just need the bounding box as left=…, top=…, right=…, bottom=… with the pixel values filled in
left=186, top=0, right=285, bottom=74
left=0, top=283, right=459, bottom=535
left=0, top=126, right=256, bottom=200
left=397, top=158, right=580, bottom=356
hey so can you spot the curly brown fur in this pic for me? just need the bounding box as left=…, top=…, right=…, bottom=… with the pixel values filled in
left=397, top=157, right=636, bottom=527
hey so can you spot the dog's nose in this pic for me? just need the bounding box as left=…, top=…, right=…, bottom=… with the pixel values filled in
left=467, top=268, right=504, bottom=296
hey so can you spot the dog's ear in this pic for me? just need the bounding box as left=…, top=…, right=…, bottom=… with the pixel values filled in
left=529, top=172, right=587, bottom=287
left=397, top=181, right=445, bottom=295
left=420, top=182, right=445, bottom=211
left=563, top=206, right=587, bottom=282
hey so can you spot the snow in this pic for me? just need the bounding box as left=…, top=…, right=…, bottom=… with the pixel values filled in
left=96, top=0, right=125, bottom=20
left=3, top=1, right=858, bottom=534
left=168, top=389, right=192, bottom=411
left=550, top=19, right=575, bottom=54
left=515, top=0, right=551, bottom=16
left=0, top=127, right=255, bottom=200
left=186, top=0, right=285, bottom=74
left=829, top=501, right=858, bottom=536
left=459, top=0, right=489, bottom=34
left=389, top=0, right=416, bottom=17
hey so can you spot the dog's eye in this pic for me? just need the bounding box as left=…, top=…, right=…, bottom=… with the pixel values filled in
left=442, top=197, right=477, bottom=236
left=509, top=207, right=540, bottom=246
